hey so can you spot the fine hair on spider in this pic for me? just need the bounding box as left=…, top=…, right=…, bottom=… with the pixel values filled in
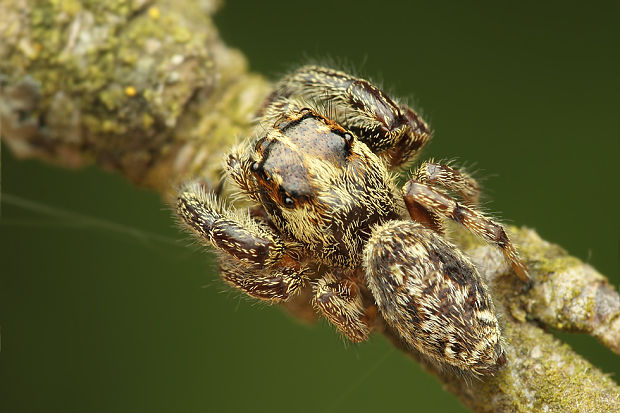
left=177, top=65, right=529, bottom=376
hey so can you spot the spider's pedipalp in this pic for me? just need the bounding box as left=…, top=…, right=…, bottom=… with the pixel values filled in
left=364, top=220, right=505, bottom=375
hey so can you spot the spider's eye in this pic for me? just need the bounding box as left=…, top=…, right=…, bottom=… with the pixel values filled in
left=343, top=132, right=353, bottom=144
left=283, top=196, right=295, bottom=207
left=251, top=162, right=260, bottom=172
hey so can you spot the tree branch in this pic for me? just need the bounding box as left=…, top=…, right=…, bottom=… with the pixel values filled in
left=2, top=1, right=619, bottom=411
left=0, top=0, right=271, bottom=198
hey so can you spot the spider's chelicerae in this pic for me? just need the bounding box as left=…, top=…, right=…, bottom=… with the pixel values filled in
left=177, top=66, right=530, bottom=375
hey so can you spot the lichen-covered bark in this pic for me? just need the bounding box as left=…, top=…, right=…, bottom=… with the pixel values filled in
left=514, top=230, right=620, bottom=354
left=1, top=1, right=619, bottom=412
left=0, top=0, right=271, bottom=198
left=420, top=227, right=620, bottom=412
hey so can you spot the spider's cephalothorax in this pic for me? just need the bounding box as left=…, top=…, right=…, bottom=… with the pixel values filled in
left=177, top=66, right=529, bottom=376
left=233, top=108, right=403, bottom=268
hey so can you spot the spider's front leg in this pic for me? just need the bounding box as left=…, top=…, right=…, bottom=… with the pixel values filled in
left=264, top=65, right=431, bottom=168
left=177, top=184, right=307, bottom=302
left=314, top=271, right=375, bottom=343
left=364, top=220, right=506, bottom=375
left=403, top=177, right=530, bottom=282
left=218, top=253, right=307, bottom=302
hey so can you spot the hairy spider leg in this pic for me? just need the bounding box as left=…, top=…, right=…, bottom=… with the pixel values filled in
left=262, top=65, right=431, bottom=168
left=218, top=254, right=308, bottom=301
left=177, top=184, right=308, bottom=301
left=405, top=162, right=482, bottom=235
left=402, top=181, right=530, bottom=282
left=412, top=162, right=480, bottom=205
left=314, top=271, right=375, bottom=343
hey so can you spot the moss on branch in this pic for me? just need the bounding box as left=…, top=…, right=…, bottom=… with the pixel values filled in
left=0, top=0, right=270, bottom=195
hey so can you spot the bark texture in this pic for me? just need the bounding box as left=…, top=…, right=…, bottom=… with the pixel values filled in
left=1, top=1, right=619, bottom=411
left=0, top=0, right=271, bottom=198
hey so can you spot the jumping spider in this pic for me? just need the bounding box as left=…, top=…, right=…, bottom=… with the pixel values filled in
left=177, top=66, right=529, bottom=375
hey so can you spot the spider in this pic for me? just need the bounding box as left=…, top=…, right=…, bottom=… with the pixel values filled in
left=177, top=66, right=529, bottom=376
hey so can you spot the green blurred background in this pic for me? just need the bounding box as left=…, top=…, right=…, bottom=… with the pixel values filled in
left=1, top=1, right=618, bottom=412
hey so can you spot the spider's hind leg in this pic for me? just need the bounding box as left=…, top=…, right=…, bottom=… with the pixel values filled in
left=412, top=161, right=480, bottom=205
left=402, top=179, right=529, bottom=282
left=405, top=162, right=482, bottom=235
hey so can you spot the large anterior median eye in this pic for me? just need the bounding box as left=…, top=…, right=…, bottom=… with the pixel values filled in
left=283, top=197, right=295, bottom=207
left=279, top=186, right=304, bottom=209
left=280, top=188, right=296, bottom=208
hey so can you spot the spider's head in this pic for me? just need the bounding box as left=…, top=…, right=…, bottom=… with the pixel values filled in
left=230, top=108, right=401, bottom=267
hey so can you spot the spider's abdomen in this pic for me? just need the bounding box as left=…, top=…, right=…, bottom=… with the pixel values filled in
left=364, top=220, right=505, bottom=375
